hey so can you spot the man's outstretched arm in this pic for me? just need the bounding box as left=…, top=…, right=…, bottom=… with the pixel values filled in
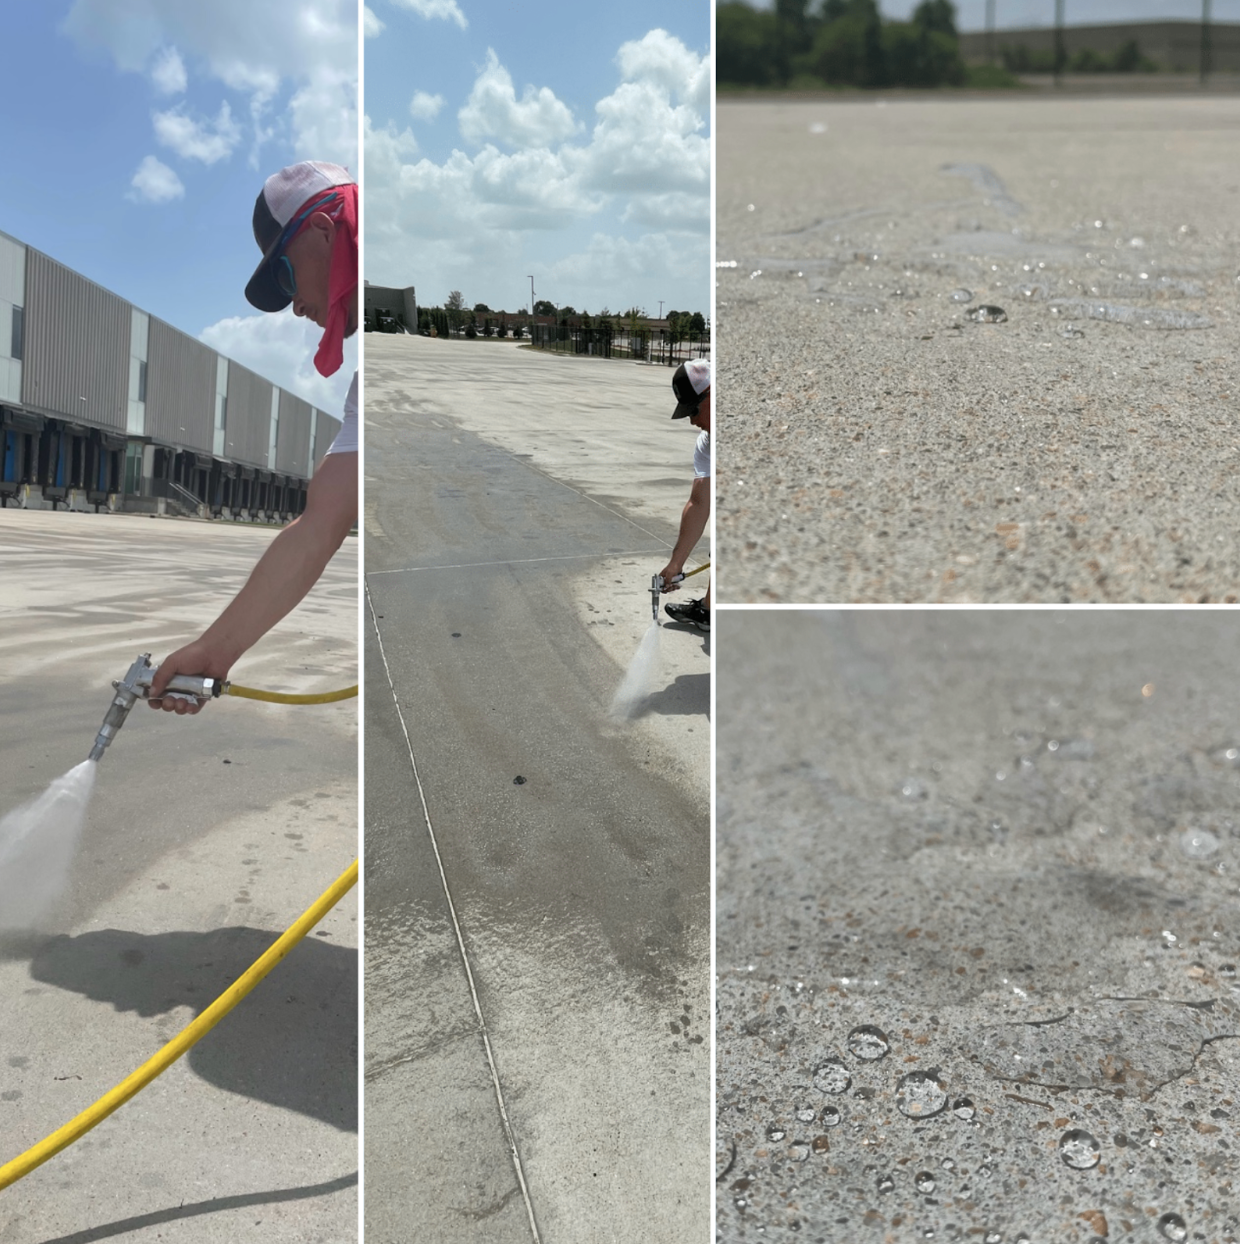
left=657, top=474, right=711, bottom=589
left=150, top=450, right=358, bottom=713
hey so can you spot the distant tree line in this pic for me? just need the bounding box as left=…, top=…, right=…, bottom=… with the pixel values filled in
left=414, top=293, right=707, bottom=350
left=719, top=0, right=967, bottom=90
left=1000, top=38, right=1157, bottom=75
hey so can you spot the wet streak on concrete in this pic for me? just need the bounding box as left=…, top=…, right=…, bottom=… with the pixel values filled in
left=364, top=345, right=710, bottom=1242
left=718, top=611, right=1240, bottom=1244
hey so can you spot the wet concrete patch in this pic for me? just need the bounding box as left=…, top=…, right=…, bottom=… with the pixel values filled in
left=717, top=612, right=1240, bottom=1243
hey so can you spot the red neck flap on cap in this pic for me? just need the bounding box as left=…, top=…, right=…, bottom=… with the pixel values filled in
left=313, top=183, right=359, bottom=378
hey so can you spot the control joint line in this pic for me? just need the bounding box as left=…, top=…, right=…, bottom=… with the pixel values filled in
left=365, top=585, right=542, bottom=1244
left=368, top=550, right=668, bottom=577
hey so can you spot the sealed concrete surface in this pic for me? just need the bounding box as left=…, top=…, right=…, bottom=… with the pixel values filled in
left=364, top=336, right=710, bottom=1242
left=717, top=96, right=1240, bottom=602
left=717, top=611, right=1240, bottom=1243
left=0, top=510, right=357, bottom=1242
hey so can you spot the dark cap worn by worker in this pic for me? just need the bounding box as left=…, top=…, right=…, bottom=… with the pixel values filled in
left=245, top=161, right=354, bottom=312
left=671, top=359, right=711, bottom=419
left=244, top=160, right=358, bottom=379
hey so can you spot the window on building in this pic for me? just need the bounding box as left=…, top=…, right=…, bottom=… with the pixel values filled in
left=138, top=359, right=147, bottom=403
left=11, top=306, right=22, bottom=361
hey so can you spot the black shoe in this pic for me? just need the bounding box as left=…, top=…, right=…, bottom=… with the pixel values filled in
left=664, top=597, right=710, bottom=631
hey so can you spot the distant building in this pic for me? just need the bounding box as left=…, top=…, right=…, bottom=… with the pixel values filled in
left=364, top=281, right=417, bottom=332
left=0, top=228, right=340, bottom=521
left=959, top=20, right=1240, bottom=74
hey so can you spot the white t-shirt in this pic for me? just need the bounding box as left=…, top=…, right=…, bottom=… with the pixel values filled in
left=693, top=429, right=711, bottom=479
left=326, top=371, right=359, bottom=455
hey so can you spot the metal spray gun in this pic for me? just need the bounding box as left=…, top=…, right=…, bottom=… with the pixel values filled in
left=88, top=653, right=224, bottom=762
left=649, top=573, right=684, bottom=624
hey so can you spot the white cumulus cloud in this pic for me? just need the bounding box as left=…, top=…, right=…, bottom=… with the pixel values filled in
left=458, top=50, right=579, bottom=149
left=153, top=101, right=243, bottom=164
left=200, top=309, right=357, bottom=415
left=409, top=90, right=444, bottom=121
left=388, top=0, right=467, bottom=29
left=128, top=155, right=185, bottom=204
left=363, top=5, right=384, bottom=37
left=150, top=45, right=187, bottom=94
left=61, top=0, right=358, bottom=168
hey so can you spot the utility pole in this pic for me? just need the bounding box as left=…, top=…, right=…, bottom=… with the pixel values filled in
left=527, top=275, right=535, bottom=316
left=1201, top=0, right=1212, bottom=85
left=658, top=300, right=664, bottom=321
left=1054, top=0, right=1065, bottom=87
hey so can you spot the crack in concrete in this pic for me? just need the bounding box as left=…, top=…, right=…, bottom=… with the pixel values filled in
left=964, top=996, right=1240, bottom=1100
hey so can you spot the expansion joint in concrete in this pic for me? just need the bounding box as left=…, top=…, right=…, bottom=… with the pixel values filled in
left=366, top=583, right=543, bottom=1244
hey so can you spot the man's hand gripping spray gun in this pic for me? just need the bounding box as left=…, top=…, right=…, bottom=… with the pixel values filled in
left=88, top=653, right=223, bottom=762
left=649, top=572, right=685, bottom=624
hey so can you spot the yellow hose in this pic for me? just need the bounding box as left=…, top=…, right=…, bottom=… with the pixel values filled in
left=226, top=683, right=358, bottom=704
left=681, top=561, right=710, bottom=579
left=0, top=859, right=359, bottom=1191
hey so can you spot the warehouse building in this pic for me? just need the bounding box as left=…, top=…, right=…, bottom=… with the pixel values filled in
left=363, top=281, right=416, bottom=333
left=0, top=228, right=340, bottom=521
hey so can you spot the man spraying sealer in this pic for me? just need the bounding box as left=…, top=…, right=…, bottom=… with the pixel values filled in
left=150, top=161, right=359, bottom=713
left=657, top=359, right=711, bottom=633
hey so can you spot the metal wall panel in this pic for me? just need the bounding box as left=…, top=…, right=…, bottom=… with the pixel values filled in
left=146, top=318, right=216, bottom=453
left=275, top=390, right=312, bottom=475
left=314, top=409, right=343, bottom=462
left=23, top=251, right=130, bottom=429
left=223, top=361, right=274, bottom=468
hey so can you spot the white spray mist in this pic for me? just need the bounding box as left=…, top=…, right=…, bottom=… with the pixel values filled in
left=609, top=622, right=663, bottom=721
left=0, top=761, right=97, bottom=930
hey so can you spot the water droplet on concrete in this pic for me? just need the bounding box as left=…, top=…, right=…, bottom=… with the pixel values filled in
left=821, top=1105, right=842, bottom=1127
left=940, top=1156, right=956, bottom=1171
left=513, top=776, right=527, bottom=785
left=915, top=1171, right=936, bottom=1193
left=788, top=1141, right=810, bottom=1162
left=950, top=288, right=973, bottom=303
left=812, top=1134, right=830, bottom=1153
left=966, top=305, right=1008, bottom=323
left=1157, top=1213, right=1188, bottom=1241
left=952, top=1096, right=976, bottom=1120
left=896, top=1069, right=948, bottom=1118
left=1059, top=1128, right=1101, bottom=1169
left=847, top=1024, right=891, bottom=1061
left=1180, top=827, right=1220, bottom=859
left=985, top=1233, right=1002, bottom=1243
left=796, top=1105, right=817, bottom=1123
left=1061, top=324, right=1085, bottom=338
left=766, top=1125, right=786, bottom=1141
left=877, top=1172, right=895, bottom=1193
left=1219, top=963, right=1236, bottom=978
left=813, top=1057, right=851, bottom=1094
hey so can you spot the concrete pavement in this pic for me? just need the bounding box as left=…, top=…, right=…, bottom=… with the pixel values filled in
left=717, top=610, right=1240, bottom=1243
left=363, top=335, right=710, bottom=1242
left=0, top=509, right=357, bottom=1243
left=717, top=96, right=1240, bottom=602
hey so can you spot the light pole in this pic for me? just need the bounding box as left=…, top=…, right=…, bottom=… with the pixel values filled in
left=1054, top=0, right=1065, bottom=87
left=527, top=275, right=535, bottom=316
left=1202, top=0, right=1212, bottom=84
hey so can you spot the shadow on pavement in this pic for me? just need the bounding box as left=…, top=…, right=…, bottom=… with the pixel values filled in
left=35, top=1172, right=358, bottom=1244
left=21, top=927, right=357, bottom=1131
left=639, top=672, right=710, bottom=719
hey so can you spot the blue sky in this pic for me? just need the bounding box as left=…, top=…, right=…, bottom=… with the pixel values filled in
left=748, top=1, right=1240, bottom=28
left=364, top=0, right=711, bottom=320
left=5, top=2, right=357, bottom=417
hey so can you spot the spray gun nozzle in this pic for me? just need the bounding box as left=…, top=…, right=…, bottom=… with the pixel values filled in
left=88, top=654, right=226, bottom=762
